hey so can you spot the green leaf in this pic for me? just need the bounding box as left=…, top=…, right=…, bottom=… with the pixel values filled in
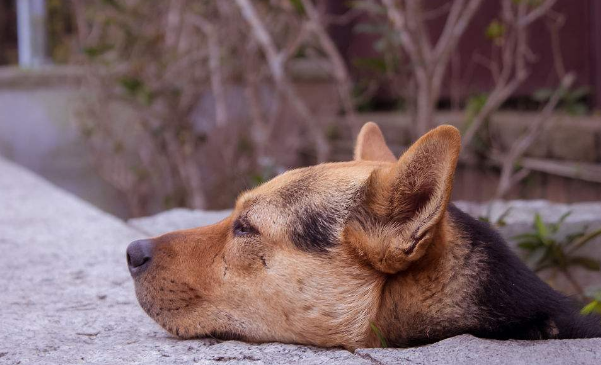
left=119, top=76, right=143, bottom=94
left=353, top=57, right=388, bottom=73
left=568, top=257, right=601, bottom=271
left=369, top=322, right=388, bottom=348
left=534, top=214, right=548, bottom=240
left=551, top=211, right=572, bottom=234
left=288, top=0, right=305, bottom=15
left=495, top=207, right=512, bottom=227
left=82, top=44, right=114, bottom=59
left=581, top=300, right=601, bottom=315
left=518, top=241, right=541, bottom=250
left=485, top=20, right=506, bottom=41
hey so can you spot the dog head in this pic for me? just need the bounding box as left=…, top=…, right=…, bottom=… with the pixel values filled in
left=127, top=122, right=462, bottom=348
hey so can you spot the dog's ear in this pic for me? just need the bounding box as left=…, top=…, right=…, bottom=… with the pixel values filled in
left=346, top=125, right=461, bottom=274
left=354, top=122, right=396, bottom=162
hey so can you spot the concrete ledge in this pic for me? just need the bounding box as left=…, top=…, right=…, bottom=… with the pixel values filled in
left=1, top=156, right=600, bottom=364
left=128, top=208, right=231, bottom=236
left=356, top=334, right=601, bottom=365
left=0, top=66, right=86, bottom=88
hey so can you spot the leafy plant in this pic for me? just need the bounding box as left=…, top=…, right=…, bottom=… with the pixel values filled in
left=514, top=212, right=601, bottom=296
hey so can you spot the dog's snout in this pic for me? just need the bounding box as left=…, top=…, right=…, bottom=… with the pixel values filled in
left=127, top=239, right=155, bottom=275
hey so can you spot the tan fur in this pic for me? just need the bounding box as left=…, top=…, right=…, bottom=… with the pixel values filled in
left=354, top=122, right=396, bottom=162
left=348, top=125, right=461, bottom=273
left=131, top=122, right=471, bottom=349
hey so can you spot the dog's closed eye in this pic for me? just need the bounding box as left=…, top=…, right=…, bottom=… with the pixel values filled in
left=233, top=217, right=259, bottom=237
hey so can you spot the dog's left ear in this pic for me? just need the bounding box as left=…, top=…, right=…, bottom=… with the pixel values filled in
left=346, top=125, right=461, bottom=274
left=354, top=122, right=396, bottom=162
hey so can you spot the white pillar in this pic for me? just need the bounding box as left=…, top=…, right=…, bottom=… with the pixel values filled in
left=17, top=0, right=47, bottom=68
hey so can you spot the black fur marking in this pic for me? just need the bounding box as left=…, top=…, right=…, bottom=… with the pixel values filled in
left=448, top=204, right=601, bottom=340
left=290, top=206, right=340, bottom=253
left=259, top=254, right=268, bottom=268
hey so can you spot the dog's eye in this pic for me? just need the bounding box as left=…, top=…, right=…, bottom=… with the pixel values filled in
left=233, top=218, right=258, bottom=237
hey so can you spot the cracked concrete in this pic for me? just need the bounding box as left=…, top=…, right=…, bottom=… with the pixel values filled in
left=1, top=156, right=601, bottom=364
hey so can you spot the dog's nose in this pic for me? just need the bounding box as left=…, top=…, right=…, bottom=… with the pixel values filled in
left=126, top=239, right=155, bottom=275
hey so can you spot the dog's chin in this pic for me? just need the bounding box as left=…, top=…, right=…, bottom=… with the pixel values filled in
left=207, top=330, right=245, bottom=342
left=133, top=286, right=244, bottom=341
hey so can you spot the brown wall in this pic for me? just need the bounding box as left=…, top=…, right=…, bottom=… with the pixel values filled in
left=328, top=0, right=601, bottom=108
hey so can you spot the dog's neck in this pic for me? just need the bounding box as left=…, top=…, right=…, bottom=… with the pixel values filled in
left=373, top=211, right=479, bottom=347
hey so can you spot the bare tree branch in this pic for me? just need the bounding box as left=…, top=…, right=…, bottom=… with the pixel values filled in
left=301, top=0, right=358, bottom=134
left=519, top=158, right=601, bottom=184
left=235, top=0, right=330, bottom=162
left=519, top=0, right=558, bottom=27
left=432, top=0, right=483, bottom=88
left=494, top=73, right=575, bottom=198
left=188, top=14, right=228, bottom=127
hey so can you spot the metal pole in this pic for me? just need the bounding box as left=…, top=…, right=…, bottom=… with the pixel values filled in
left=16, top=0, right=47, bottom=68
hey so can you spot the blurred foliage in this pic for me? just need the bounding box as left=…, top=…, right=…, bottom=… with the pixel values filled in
left=478, top=206, right=512, bottom=228
left=533, top=86, right=590, bottom=116
left=73, top=0, right=347, bottom=215
left=514, top=212, right=601, bottom=300
left=47, top=0, right=76, bottom=63
left=462, top=93, right=492, bottom=158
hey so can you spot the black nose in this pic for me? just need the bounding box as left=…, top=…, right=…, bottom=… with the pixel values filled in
left=126, top=239, right=155, bottom=275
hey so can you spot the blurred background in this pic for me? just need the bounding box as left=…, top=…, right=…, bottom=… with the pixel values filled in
left=0, top=0, right=600, bottom=219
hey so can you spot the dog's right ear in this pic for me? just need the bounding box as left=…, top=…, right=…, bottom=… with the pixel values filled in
left=354, top=122, right=396, bottom=162
left=345, top=125, right=461, bottom=274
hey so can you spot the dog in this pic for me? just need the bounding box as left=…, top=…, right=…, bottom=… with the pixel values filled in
left=126, top=122, right=601, bottom=349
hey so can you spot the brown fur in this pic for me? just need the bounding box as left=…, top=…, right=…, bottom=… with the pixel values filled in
left=129, top=123, right=468, bottom=349
left=128, top=122, right=599, bottom=349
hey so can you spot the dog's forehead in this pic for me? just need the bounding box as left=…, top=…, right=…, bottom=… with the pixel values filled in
left=234, top=161, right=389, bottom=252
left=238, top=161, right=385, bottom=207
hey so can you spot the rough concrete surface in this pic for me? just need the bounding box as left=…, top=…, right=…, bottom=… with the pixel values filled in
left=356, top=334, right=601, bottom=365
left=2, top=156, right=601, bottom=364
left=128, top=208, right=231, bottom=236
